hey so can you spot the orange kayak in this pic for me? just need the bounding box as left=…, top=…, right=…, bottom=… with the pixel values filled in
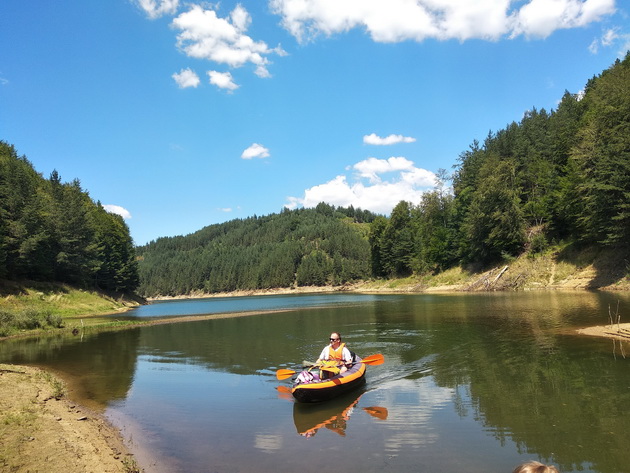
left=291, top=359, right=366, bottom=403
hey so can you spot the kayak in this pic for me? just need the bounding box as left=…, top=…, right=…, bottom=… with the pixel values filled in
left=291, top=357, right=366, bottom=403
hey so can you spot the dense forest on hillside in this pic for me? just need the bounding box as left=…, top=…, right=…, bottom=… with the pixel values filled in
left=370, top=53, right=629, bottom=277
left=0, top=142, right=139, bottom=293
left=138, top=54, right=629, bottom=297
left=137, top=203, right=377, bottom=296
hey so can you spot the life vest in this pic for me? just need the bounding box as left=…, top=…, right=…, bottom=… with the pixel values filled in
left=328, top=342, right=347, bottom=362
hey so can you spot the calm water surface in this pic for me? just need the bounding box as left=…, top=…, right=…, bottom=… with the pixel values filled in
left=1, top=291, right=629, bottom=473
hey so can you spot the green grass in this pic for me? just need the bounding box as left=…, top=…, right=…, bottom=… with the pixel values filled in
left=0, top=281, right=140, bottom=338
left=38, top=371, right=66, bottom=400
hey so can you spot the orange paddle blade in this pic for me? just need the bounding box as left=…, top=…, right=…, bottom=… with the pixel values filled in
left=360, top=354, right=384, bottom=366
left=276, top=369, right=297, bottom=380
left=363, top=406, right=388, bottom=420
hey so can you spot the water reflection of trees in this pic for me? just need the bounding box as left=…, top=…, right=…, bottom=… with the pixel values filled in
left=429, top=318, right=630, bottom=473
left=0, top=329, right=140, bottom=407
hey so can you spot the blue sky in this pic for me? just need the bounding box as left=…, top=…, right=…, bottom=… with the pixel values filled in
left=1, top=0, right=628, bottom=245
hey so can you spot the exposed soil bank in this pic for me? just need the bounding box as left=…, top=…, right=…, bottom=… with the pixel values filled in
left=0, top=363, right=138, bottom=473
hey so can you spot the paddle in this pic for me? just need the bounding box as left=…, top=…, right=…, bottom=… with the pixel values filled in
left=275, top=366, right=338, bottom=380
left=276, top=353, right=385, bottom=380
left=359, top=353, right=384, bottom=366
left=276, top=369, right=300, bottom=380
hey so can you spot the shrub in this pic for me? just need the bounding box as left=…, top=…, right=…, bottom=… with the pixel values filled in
left=0, top=311, right=16, bottom=337
left=14, top=309, right=42, bottom=330
left=44, top=311, right=64, bottom=328
left=529, top=233, right=549, bottom=255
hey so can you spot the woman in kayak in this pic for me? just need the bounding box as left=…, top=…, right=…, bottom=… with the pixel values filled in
left=316, top=332, right=354, bottom=377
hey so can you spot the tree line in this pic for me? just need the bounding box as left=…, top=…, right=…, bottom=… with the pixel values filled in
left=139, top=54, right=628, bottom=296
left=371, top=53, right=629, bottom=277
left=136, top=203, right=377, bottom=296
left=0, top=141, right=139, bottom=293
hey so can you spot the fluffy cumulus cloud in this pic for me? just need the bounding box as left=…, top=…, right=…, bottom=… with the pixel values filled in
left=208, top=71, right=239, bottom=91
left=241, top=143, right=271, bottom=159
left=172, top=5, right=285, bottom=79
left=172, top=68, right=200, bottom=88
left=286, top=157, right=437, bottom=214
left=270, top=0, right=616, bottom=42
left=135, top=0, right=179, bottom=19
left=103, top=205, right=132, bottom=219
left=364, top=133, right=416, bottom=145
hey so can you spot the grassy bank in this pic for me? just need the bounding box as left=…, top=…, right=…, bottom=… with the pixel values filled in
left=0, top=281, right=143, bottom=338
left=351, top=245, right=630, bottom=293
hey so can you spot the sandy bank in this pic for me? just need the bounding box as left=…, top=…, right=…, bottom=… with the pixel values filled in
left=576, top=322, right=630, bottom=341
left=0, top=363, right=138, bottom=473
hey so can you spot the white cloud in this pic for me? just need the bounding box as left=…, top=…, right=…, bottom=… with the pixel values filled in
left=135, top=0, right=179, bottom=19
left=286, top=157, right=437, bottom=213
left=270, top=0, right=615, bottom=43
left=363, top=133, right=416, bottom=145
left=511, top=0, right=616, bottom=39
left=218, top=207, right=233, bottom=212
left=241, top=143, right=270, bottom=159
left=103, top=205, right=132, bottom=219
left=352, top=156, right=416, bottom=183
left=601, top=27, right=619, bottom=46
left=172, top=68, right=200, bottom=88
left=208, top=70, right=239, bottom=91
left=172, top=4, right=284, bottom=78
left=589, top=27, right=630, bottom=56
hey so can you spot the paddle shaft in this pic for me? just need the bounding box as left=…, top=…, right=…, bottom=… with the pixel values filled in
left=276, top=353, right=384, bottom=380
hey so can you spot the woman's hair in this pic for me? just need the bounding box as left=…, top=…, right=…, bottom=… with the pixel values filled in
left=513, top=461, right=559, bottom=473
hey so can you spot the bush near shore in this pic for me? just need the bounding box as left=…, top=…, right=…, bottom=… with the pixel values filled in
left=0, top=280, right=143, bottom=338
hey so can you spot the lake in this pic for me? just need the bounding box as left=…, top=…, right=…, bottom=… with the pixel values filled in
left=1, top=291, right=629, bottom=473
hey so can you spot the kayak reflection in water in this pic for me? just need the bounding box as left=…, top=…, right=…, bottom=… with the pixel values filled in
left=293, top=391, right=388, bottom=438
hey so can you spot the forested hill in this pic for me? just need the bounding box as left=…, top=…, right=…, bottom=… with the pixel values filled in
left=369, top=53, right=629, bottom=277
left=136, top=204, right=378, bottom=297
left=0, top=142, right=139, bottom=293
left=138, top=54, right=629, bottom=297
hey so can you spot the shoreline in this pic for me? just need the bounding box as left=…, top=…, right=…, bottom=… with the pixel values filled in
left=576, top=322, right=630, bottom=341
left=0, top=363, right=138, bottom=473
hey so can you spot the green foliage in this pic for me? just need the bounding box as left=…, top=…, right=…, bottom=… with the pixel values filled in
left=569, top=55, right=630, bottom=246
left=137, top=205, right=375, bottom=296
left=0, top=142, right=139, bottom=293
left=373, top=54, right=629, bottom=277
left=0, top=308, right=64, bottom=337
